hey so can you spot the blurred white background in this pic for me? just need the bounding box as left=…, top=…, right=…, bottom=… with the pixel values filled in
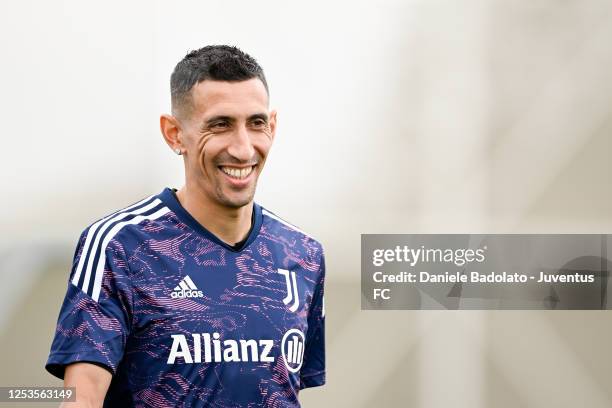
left=1, top=0, right=611, bottom=407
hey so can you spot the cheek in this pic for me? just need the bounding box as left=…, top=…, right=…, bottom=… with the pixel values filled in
left=198, top=138, right=225, bottom=168
left=183, top=134, right=209, bottom=176
left=254, top=133, right=274, bottom=155
left=195, top=131, right=214, bottom=152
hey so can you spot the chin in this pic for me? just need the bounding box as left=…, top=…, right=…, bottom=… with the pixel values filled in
left=217, top=194, right=254, bottom=209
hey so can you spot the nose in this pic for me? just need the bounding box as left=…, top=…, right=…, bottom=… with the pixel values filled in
left=227, top=124, right=255, bottom=162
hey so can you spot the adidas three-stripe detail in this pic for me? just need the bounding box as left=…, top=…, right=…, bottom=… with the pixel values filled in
left=71, top=196, right=170, bottom=301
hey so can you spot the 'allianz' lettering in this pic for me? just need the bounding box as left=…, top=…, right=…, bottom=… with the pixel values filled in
left=167, top=333, right=275, bottom=364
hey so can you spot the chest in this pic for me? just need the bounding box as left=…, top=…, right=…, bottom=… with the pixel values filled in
left=128, top=238, right=315, bottom=342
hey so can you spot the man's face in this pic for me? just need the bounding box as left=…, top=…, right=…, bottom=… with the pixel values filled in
left=179, top=78, right=276, bottom=209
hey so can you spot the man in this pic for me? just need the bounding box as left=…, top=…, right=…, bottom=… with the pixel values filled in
left=46, top=45, right=326, bottom=407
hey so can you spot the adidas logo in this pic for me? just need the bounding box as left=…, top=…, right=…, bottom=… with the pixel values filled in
left=171, top=275, right=204, bottom=299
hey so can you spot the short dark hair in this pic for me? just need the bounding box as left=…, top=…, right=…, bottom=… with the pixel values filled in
left=170, top=45, right=268, bottom=118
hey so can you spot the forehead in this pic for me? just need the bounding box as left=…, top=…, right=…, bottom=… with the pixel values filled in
left=190, top=78, right=269, bottom=119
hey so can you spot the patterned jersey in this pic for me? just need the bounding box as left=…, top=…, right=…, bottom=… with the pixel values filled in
left=46, top=188, right=326, bottom=407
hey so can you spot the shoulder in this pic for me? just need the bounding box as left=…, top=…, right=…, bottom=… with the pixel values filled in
left=259, top=205, right=325, bottom=256
left=69, top=193, right=170, bottom=301
left=76, top=192, right=172, bottom=257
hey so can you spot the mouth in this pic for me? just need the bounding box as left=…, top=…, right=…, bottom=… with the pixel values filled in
left=218, top=165, right=257, bottom=181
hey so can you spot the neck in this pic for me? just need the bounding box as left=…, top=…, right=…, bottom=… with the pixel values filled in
left=175, top=184, right=253, bottom=246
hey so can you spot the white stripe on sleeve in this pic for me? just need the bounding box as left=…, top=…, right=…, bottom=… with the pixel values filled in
left=91, top=206, right=170, bottom=302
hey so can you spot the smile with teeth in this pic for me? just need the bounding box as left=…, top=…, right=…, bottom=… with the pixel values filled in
left=219, top=166, right=255, bottom=180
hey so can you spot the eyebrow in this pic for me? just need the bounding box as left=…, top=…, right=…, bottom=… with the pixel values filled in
left=248, top=113, right=269, bottom=122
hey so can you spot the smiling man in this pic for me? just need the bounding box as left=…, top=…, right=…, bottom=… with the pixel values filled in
left=46, top=45, right=326, bottom=407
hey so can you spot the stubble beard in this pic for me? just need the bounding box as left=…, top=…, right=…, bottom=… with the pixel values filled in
left=213, top=178, right=258, bottom=209
left=196, top=150, right=263, bottom=210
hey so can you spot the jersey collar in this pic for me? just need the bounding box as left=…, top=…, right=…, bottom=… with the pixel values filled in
left=159, top=187, right=263, bottom=253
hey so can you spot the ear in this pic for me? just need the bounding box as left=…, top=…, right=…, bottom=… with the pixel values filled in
left=160, top=114, right=184, bottom=154
left=268, top=109, right=277, bottom=142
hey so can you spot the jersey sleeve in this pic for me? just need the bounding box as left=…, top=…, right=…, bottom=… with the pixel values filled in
left=45, top=228, right=133, bottom=379
left=300, top=250, right=326, bottom=389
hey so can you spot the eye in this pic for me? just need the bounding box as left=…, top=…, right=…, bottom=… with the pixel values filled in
left=211, top=121, right=230, bottom=130
left=251, top=119, right=267, bottom=128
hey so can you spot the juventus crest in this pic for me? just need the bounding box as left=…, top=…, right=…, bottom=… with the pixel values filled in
left=277, top=269, right=299, bottom=312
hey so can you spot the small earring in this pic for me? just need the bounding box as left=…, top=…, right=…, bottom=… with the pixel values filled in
left=174, top=148, right=182, bottom=155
